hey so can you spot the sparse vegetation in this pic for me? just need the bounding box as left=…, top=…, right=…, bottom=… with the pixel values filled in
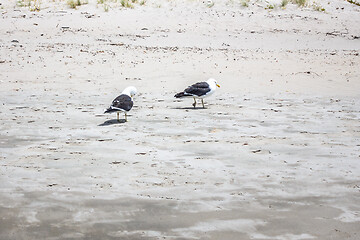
left=206, top=0, right=215, bottom=8
left=241, top=0, right=250, bottom=7
left=290, top=0, right=326, bottom=10
left=120, top=0, right=134, bottom=8
left=312, top=2, right=325, bottom=11
left=291, top=0, right=307, bottom=7
left=67, top=0, right=88, bottom=9
left=266, top=4, right=275, bottom=9
left=95, top=0, right=148, bottom=11
left=347, top=0, right=360, bottom=6
left=281, top=0, right=289, bottom=8
left=104, top=3, right=109, bottom=11
left=17, top=0, right=31, bottom=7
left=17, top=0, right=41, bottom=11
left=67, top=0, right=80, bottom=9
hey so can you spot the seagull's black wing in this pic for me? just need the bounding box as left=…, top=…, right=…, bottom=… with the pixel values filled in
left=105, top=94, right=133, bottom=113
left=112, top=94, right=133, bottom=111
left=184, top=82, right=210, bottom=97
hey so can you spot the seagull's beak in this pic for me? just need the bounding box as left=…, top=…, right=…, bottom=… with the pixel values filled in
left=216, top=84, right=221, bottom=88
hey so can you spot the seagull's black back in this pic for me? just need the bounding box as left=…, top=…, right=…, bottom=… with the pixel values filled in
left=105, top=94, right=133, bottom=113
left=184, top=82, right=210, bottom=97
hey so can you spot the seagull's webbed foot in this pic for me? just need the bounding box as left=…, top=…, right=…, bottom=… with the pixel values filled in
left=192, top=97, right=197, bottom=108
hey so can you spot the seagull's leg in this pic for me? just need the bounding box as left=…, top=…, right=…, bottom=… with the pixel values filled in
left=192, top=97, right=196, bottom=108
left=117, top=112, right=120, bottom=122
left=201, top=99, right=205, bottom=108
left=125, top=112, right=127, bottom=122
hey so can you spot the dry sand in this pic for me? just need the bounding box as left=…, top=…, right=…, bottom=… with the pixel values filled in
left=0, top=0, right=360, bottom=239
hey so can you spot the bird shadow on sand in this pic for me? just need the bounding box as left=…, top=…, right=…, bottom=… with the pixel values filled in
left=171, top=107, right=207, bottom=110
left=98, top=119, right=126, bottom=126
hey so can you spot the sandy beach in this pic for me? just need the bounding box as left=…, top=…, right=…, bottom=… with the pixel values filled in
left=1, top=0, right=360, bottom=239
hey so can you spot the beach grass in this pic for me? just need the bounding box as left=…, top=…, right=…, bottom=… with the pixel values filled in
left=347, top=0, right=360, bottom=6
left=17, top=0, right=41, bottom=11
left=312, top=2, right=325, bottom=12
left=67, top=0, right=88, bottom=9
left=241, top=0, right=250, bottom=7
left=281, top=0, right=289, bottom=8
left=292, top=0, right=307, bottom=7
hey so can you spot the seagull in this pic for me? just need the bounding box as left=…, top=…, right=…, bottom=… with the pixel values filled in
left=174, top=78, right=220, bottom=108
left=104, top=86, right=137, bottom=122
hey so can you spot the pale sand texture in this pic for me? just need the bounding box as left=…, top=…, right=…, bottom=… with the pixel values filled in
left=0, top=0, right=360, bottom=239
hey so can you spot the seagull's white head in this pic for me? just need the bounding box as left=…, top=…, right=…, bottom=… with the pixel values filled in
left=207, top=78, right=221, bottom=88
left=122, top=86, right=137, bottom=98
